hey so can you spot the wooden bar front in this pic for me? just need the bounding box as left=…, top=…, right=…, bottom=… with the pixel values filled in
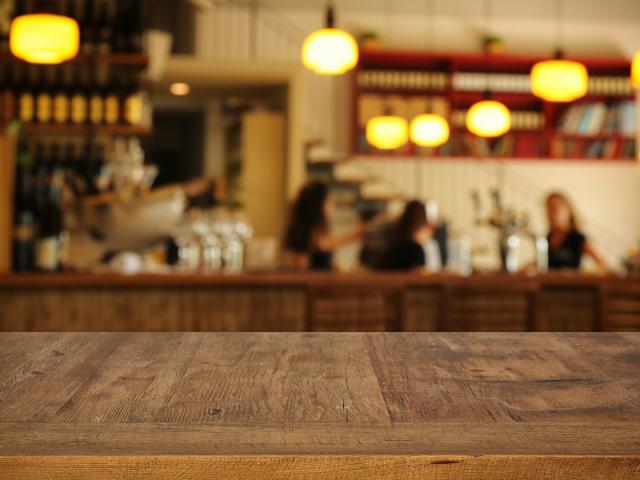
left=0, top=273, right=639, bottom=332
left=0, top=332, right=638, bottom=479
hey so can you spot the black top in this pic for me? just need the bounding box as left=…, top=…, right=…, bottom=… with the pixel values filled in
left=310, top=249, right=333, bottom=271
left=548, top=229, right=586, bottom=270
left=380, top=240, right=426, bottom=271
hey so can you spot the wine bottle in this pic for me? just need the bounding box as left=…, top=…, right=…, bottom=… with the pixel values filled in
left=35, top=67, right=53, bottom=124
left=33, top=142, right=51, bottom=217
left=0, top=63, right=13, bottom=124
left=52, top=67, right=70, bottom=124
left=123, top=72, right=146, bottom=126
left=70, top=65, right=88, bottom=124
left=35, top=143, right=67, bottom=273
left=17, top=65, right=35, bottom=124
left=104, top=68, right=120, bottom=125
left=96, top=0, right=113, bottom=54
left=88, top=69, right=104, bottom=125
left=127, top=0, right=144, bottom=54
left=12, top=139, right=36, bottom=272
left=80, top=0, right=96, bottom=55
left=113, top=0, right=128, bottom=53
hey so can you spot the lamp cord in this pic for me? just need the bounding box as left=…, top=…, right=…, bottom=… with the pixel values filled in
left=483, top=0, right=493, bottom=93
left=556, top=0, right=564, bottom=54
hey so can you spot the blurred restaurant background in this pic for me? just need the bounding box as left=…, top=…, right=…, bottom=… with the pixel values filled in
left=0, top=0, right=639, bottom=333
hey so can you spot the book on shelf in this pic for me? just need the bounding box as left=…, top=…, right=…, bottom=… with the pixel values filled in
left=558, top=101, right=636, bottom=136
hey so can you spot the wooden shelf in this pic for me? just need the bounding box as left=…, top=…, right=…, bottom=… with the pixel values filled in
left=0, top=52, right=148, bottom=67
left=21, top=123, right=152, bottom=136
left=353, top=49, right=636, bottom=161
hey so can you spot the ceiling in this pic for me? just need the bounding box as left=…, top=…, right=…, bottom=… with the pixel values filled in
left=264, top=0, right=640, bottom=24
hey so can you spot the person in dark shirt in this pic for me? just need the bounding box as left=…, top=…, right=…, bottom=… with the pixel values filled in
left=283, top=181, right=366, bottom=270
left=546, top=192, right=608, bottom=271
left=379, top=200, right=431, bottom=271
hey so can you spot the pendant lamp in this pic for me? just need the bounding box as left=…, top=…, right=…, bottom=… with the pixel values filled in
left=531, top=50, right=588, bottom=102
left=411, top=113, right=449, bottom=147
left=530, top=0, right=588, bottom=102
left=632, top=50, right=640, bottom=89
left=410, top=0, right=449, bottom=148
left=10, top=7, right=79, bottom=65
left=466, top=98, right=511, bottom=138
left=366, top=110, right=409, bottom=150
left=301, top=2, right=358, bottom=75
left=466, top=0, right=510, bottom=138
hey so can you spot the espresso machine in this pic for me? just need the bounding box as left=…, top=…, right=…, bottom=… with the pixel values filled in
left=472, top=189, right=548, bottom=273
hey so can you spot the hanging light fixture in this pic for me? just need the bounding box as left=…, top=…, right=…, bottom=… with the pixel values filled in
left=365, top=0, right=408, bottom=150
left=466, top=99, right=511, bottom=137
left=411, top=113, right=449, bottom=146
left=301, top=1, right=358, bottom=75
left=410, top=0, right=449, bottom=148
left=530, top=0, right=587, bottom=102
left=367, top=111, right=409, bottom=150
left=466, top=0, right=510, bottom=138
left=632, top=51, right=640, bottom=89
left=10, top=4, right=79, bottom=65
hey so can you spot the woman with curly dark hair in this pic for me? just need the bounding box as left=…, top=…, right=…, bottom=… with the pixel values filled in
left=283, top=181, right=366, bottom=270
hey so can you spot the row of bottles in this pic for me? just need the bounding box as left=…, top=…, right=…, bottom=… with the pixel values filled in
left=452, top=72, right=633, bottom=96
left=0, top=63, right=150, bottom=128
left=12, top=139, right=76, bottom=272
left=11, top=136, right=135, bottom=272
left=1, top=0, right=145, bottom=56
left=358, top=69, right=634, bottom=97
left=358, top=70, right=448, bottom=91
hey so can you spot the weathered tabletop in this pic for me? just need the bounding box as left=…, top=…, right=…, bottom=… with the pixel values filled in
left=0, top=332, right=639, bottom=479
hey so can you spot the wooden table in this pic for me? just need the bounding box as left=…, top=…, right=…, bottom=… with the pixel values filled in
left=1, top=332, right=639, bottom=479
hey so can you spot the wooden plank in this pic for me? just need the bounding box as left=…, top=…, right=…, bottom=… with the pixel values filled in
left=0, top=130, right=15, bottom=273
left=0, top=332, right=639, bottom=479
left=1, top=422, right=639, bottom=456
left=0, top=287, right=307, bottom=332
left=1, top=455, right=640, bottom=480
left=154, top=333, right=391, bottom=425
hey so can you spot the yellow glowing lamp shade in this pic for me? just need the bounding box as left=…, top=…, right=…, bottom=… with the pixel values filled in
left=302, top=28, right=358, bottom=75
left=366, top=115, right=408, bottom=149
left=531, top=59, right=588, bottom=102
left=10, top=14, right=79, bottom=64
left=466, top=100, right=511, bottom=138
left=632, top=51, right=640, bottom=89
left=410, top=114, right=450, bottom=147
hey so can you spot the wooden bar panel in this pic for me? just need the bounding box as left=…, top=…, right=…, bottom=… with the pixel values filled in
left=308, top=287, right=401, bottom=331
left=444, top=287, right=531, bottom=331
left=602, top=284, right=640, bottom=331
left=0, top=287, right=307, bottom=331
left=0, top=273, right=639, bottom=332
left=402, top=287, right=442, bottom=331
left=536, top=287, right=599, bottom=331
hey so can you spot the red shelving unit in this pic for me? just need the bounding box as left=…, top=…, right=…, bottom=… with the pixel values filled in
left=352, top=49, right=636, bottom=161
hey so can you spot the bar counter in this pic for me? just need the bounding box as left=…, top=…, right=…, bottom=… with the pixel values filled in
left=0, top=272, right=639, bottom=332
left=1, top=332, right=639, bottom=479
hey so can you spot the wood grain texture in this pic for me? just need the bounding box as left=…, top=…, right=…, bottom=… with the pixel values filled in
left=0, top=287, right=307, bottom=331
left=0, top=132, right=15, bottom=273
left=1, top=455, right=639, bottom=480
left=1, top=273, right=638, bottom=332
left=0, top=332, right=639, bottom=479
